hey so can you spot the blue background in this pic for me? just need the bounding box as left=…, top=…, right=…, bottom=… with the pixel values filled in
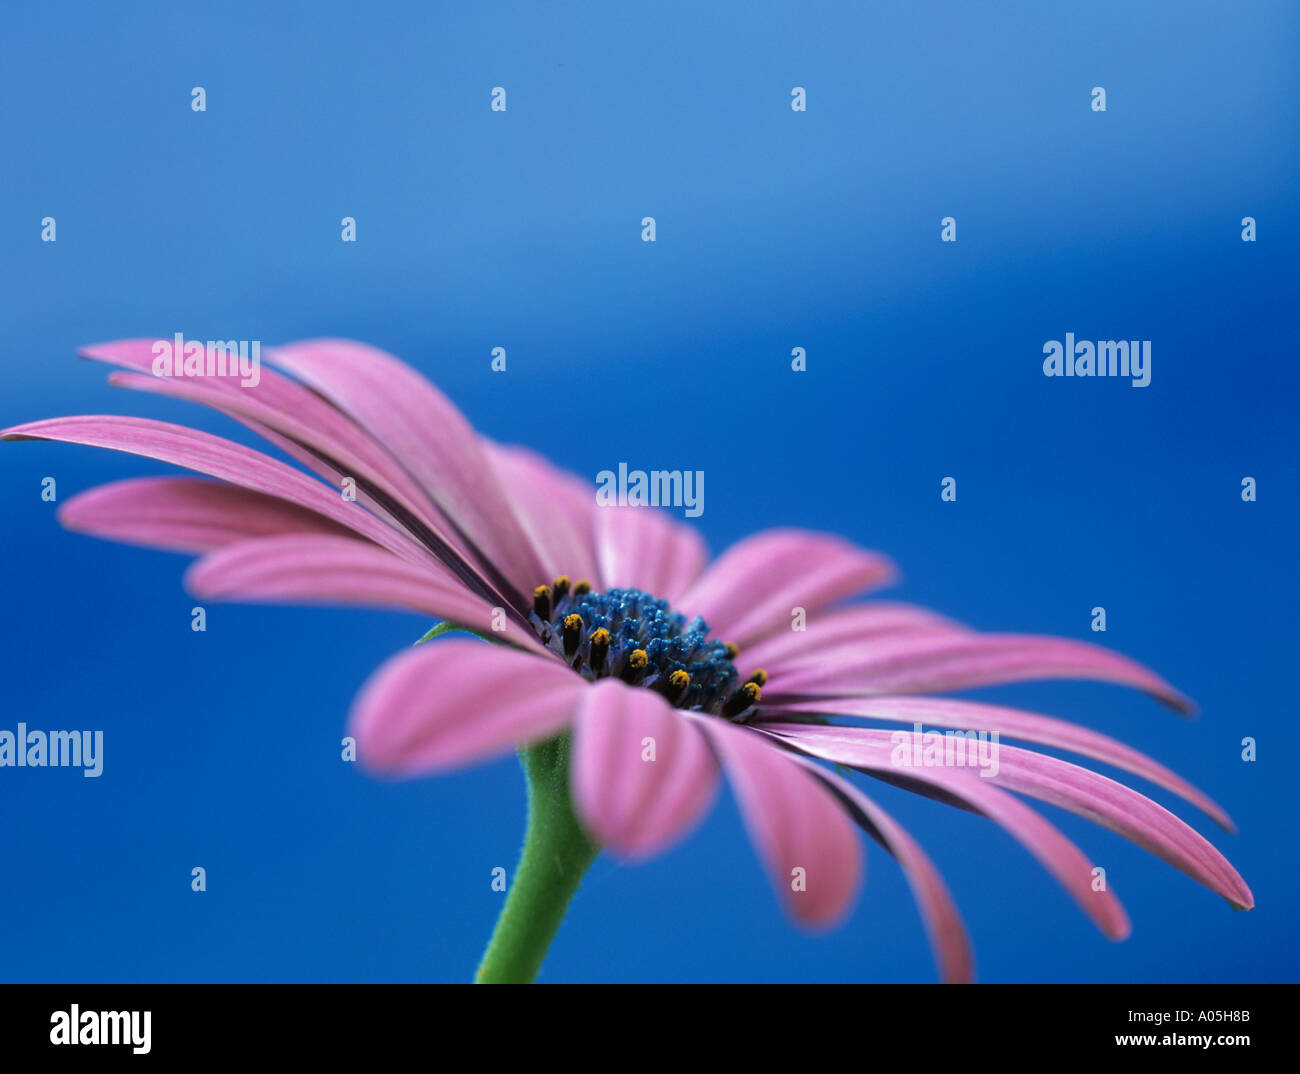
left=1, top=1, right=1295, bottom=983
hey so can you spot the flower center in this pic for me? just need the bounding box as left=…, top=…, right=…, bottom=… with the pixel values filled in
left=529, top=577, right=764, bottom=719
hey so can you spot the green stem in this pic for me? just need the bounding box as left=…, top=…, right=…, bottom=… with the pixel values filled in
left=475, top=733, right=600, bottom=983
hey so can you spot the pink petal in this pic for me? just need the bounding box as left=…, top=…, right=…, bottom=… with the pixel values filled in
left=784, top=755, right=973, bottom=983
left=1, top=415, right=431, bottom=568
left=594, top=505, right=707, bottom=605
left=570, top=680, right=719, bottom=858
left=770, top=632, right=1194, bottom=713
left=684, top=713, right=862, bottom=927
left=678, top=529, right=897, bottom=648
left=487, top=442, right=603, bottom=589
left=267, top=339, right=548, bottom=602
left=759, top=725, right=1131, bottom=939
left=81, top=340, right=441, bottom=526
left=58, top=476, right=353, bottom=554
left=351, top=640, right=583, bottom=776
left=991, top=742, right=1253, bottom=909
left=766, top=724, right=1252, bottom=911
left=102, top=369, right=494, bottom=588
left=89, top=345, right=512, bottom=606
left=738, top=602, right=970, bottom=677
left=761, top=695, right=1233, bottom=831
left=185, top=534, right=551, bottom=656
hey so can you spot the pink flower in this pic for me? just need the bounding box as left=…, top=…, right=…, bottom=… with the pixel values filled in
left=3, top=338, right=1252, bottom=983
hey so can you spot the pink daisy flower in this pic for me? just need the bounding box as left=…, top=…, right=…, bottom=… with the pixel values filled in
left=3, top=338, right=1253, bottom=983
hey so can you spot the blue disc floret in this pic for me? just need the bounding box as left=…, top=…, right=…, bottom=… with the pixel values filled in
left=528, top=580, right=762, bottom=719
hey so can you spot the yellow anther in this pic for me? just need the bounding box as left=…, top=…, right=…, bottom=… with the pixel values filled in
left=588, top=627, right=612, bottom=673
left=723, top=680, right=762, bottom=718
left=656, top=667, right=692, bottom=704
left=561, top=613, right=584, bottom=656
left=620, top=647, right=649, bottom=683
left=532, top=585, right=552, bottom=619
left=573, top=580, right=592, bottom=596
left=747, top=669, right=768, bottom=687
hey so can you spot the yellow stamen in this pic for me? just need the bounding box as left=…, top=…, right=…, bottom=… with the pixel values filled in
left=723, top=680, right=762, bottom=718
left=588, top=628, right=611, bottom=672
left=656, top=667, right=692, bottom=704
left=533, top=584, right=552, bottom=619
left=562, top=613, right=584, bottom=656
left=621, top=648, right=649, bottom=683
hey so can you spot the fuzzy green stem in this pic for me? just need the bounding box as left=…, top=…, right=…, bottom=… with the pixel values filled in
left=474, top=733, right=599, bottom=983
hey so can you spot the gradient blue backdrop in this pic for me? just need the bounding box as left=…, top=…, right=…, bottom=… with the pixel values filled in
left=1, top=1, right=1296, bottom=982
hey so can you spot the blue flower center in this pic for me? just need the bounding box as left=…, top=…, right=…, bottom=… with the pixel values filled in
left=529, top=578, right=763, bottom=718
